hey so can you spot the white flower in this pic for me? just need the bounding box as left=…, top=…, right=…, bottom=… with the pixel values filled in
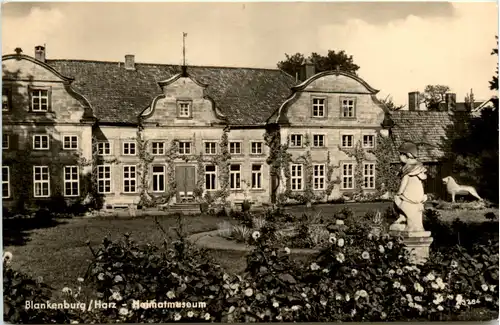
left=386, top=241, right=393, bottom=250
left=406, top=294, right=413, bottom=302
left=436, top=277, right=445, bottom=289
left=223, top=273, right=230, bottom=281
left=362, top=251, right=370, bottom=259
left=431, top=282, right=439, bottom=290
left=3, top=252, right=13, bottom=263
left=329, top=235, right=336, bottom=244
left=447, top=294, right=454, bottom=300
left=252, top=231, right=261, bottom=240
left=381, top=312, right=387, bottom=319
left=396, top=268, right=403, bottom=276
left=111, top=291, right=122, bottom=301
left=337, top=238, right=345, bottom=247
left=245, top=288, right=253, bottom=297
left=306, top=303, right=311, bottom=309
left=174, top=313, right=181, bottom=321
left=368, top=233, right=373, bottom=240
left=378, top=245, right=385, bottom=253
left=291, top=305, right=299, bottom=311
left=485, top=295, right=493, bottom=302
left=450, top=260, right=458, bottom=268
left=351, top=309, right=356, bottom=316
left=482, top=284, right=489, bottom=291
left=273, top=301, right=279, bottom=308
left=310, top=263, right=320, bottom=271
left=322, top=268, right=329, bottom=273
left=456, top=294, right=463, bottom=303
left=388, top=269, right=395, bottom=276
left=433, top=293, right=444, bottom=305
left=114, top=275, right=123, bottom=283
left=284, top=247, right=291, bottom=254
left=490, top=285, right=496, bottom=292
left=393, top=281, right=401, bottom=289
left=167, top=291, right=176, bottom=299
left=320, top=299, right=327, bottom=306
left=62, top=287, right=72, bottom=294
left=336, top=253, right=345, bottom=263
left=427, top=273, right=436, bottom=281
left=345, top=293, right=351, bottom=301
left=276, top=315, right=282, bottom=320
left=400, top=285, right=407, bottom=292
left=228, top=306, right=235, bottom=314
left=414, top=296, right=422, bottom=302
left=351, top=269, right=358, bottom=276
left=71, top=321, right=79, bottom=324
left=437, top=305, right=444, bottom=311
left=187, top=311, right=194, bottom=318
left=408, top=302, right=415, bottom=308
left=77, top=277, right=84, bottom=283
left=97, top=273, right=105, bottom=281
left=119, top=308, right=128, bottom=316
left=355, top=290, right=368, bottom=299
left=423, top=276, right=429, bottom=282
left=204, top=313, right=211, bottom=320
left=414, top=282, right=424, bottom=293
left=335, top=293, right=342, bottom=300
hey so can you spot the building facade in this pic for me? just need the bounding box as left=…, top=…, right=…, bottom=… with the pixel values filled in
left=2, top=46, right=388, bottom=210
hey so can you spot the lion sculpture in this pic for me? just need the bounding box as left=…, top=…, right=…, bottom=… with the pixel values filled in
left=442, top=176, right=483, bottom=203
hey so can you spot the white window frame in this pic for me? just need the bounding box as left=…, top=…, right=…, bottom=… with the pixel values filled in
left=363, top=162, right=376, bottom=189
left=63, top=135, right=79, bottom=150
left=123, top=165, right=137, bottom=193
left=229, top=141, right=242, bottom=155
left=341, top=134, right=354, bottom=148
left=290, top=134, right=303, bottom=148
left=152, top=165, right=166, bottom=193
left=151, top=141, right=165, bottom=155
left=362, top=135, right=375, bottom=148
left=290, top=164, right=303, bottom=191
left=2, top=134, right=9, bottom=150
left=205, top=164, right=217, bottom=191
left=250, top=141, right=263, bottom=155
left=178, top=141, right=192, bottom=155
left=230, top=164, right=241, bottom=190
left=341, top=98, right=355, bottom=118
left=2, top=166, right=10, bottom=198
left=177, top=100, right=192, bottom=118
left=312, top=98, right=326, bottom=118
left=251, top=164, right=263, bottom=189
left=313, top=164, right=326, bottom=190
left=122, top=141, right=136, bottom=155
left=31, top=89, right=49, bottom=112
left=33, top=134, right=50, bottom=150
left=204, top=141, right=217, bottom=155
left=341, top=162, right=354, bottom=190
left=97, top=165, right=112, bottom=194
left=63, top=166, right=79, bottom=197
left=98, top=141, right=112, bottom=156
left=312, top=134, right=325, bottom=148
left=33, top=165, right=50, bottom=198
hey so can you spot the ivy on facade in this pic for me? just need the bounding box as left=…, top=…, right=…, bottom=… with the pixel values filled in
left=367, top=134, right=399, bottom=195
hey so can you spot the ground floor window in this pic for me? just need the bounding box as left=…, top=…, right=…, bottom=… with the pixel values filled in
left=97, top=165, right=111, bottom=193
left=313, top=164, right=325, bottom=190
left=205, top=165, right=217, bottom=190
left=152, top=165, right=165, bottom=192
left=290, top=164, right=303, bottom=191
left=251, top=164, right=262, bottom=189
left=363, top=162, right=375, bottom=189
left=123, top=165, right=137, bottom=193
left=33, top=166, right=50, bottom=197
left=341, top=163, right=354, bottom=190
left=230, top=164, right=241, bottom=189
left=2, top=166, right=9, bottom=198
left=64, top=166, right=79, bottom=197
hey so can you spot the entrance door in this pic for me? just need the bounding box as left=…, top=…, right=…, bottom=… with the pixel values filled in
left=175, top=166, right=196, bottom=202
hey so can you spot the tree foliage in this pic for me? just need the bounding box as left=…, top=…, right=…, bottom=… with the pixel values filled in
left=379, top=95, right=405, bottom=111
left=420, top=85, right=451, bottom=111
left=277, top=50, right=360, bottom=77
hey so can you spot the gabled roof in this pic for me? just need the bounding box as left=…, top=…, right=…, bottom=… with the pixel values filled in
left=46, top=59, right=296, bottom=125
left=387, top=110, right=470, bottom=163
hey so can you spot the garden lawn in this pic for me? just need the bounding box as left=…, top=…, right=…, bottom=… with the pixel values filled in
left=284, top=201, right=391, bottom=218
left=3, top=214, right=235, bottom=292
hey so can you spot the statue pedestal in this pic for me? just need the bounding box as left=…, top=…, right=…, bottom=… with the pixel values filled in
left=389, top=230, right=433, bottom=265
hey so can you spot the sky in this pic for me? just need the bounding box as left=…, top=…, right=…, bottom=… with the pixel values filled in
left=2, top=1, right=498, bottom=107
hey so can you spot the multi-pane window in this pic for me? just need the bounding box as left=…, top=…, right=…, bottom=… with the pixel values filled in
left=123, top=165, right=137, bottom=193
left=251, top=164, right=262, bottom=189
left=63, top=135, right=78, bottom=150
left=341, top=163, right=354, bottom=190
left=205, top=165, right=217, bottom=190
left=33, top=166, right=50, bottom=197
left=229, top=142, right=242, bottom=155
left=230, top=164, right=241, bottom=190
left=313, top=134, right=325, bottom=148
left=123, top=141, right=136, bottom=155
left=2, top=134, right=9, bottom=150
left=363, top=135, right=375, bottom=148
left=313, top=164, right=325, bottom=190
left=290, top=134, right=303, bottom=147
left=251, top=142, right=263, bottom=155
left=205, top=142, right=217, bottom=155
left=290, top=164, right=303, bottom=191
left=152, top=142, right=165, bottom=155
left=363, top=163, right=375, bottom=189
left=312, top=98, right=326, bottom=117
left=341, top=99, right=355, bottom=118
left=341, top=135, right=353, bottom=148
left=97, top=165, right=111, bottom=194
left=178, top=101, right=191, bottom=118
left=31, top=89, right=49, bottom=112
left=178, top=141, right=191, bottom=155
left=2, top=88, right=10, bottom=111
left=64, top=166, right=79, bottom=197
left=98, top=141, right=111, bottom=155
left=2, top=166, right=10, bottom=198
left=33, top=134, right=49, bottom=150
left=152, top=165, right=165, bottom=192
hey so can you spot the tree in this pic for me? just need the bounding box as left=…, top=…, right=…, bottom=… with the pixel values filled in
left=379, top=95, right=405, bottom=111
left=489, top=36, right=498, bottom=92
left=419, top=84, right=450, bottom=111
left=277, top=50, right=360, bottom=77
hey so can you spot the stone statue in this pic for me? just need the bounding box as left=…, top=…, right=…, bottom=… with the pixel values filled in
left=390, top=142, right=428, bottom=233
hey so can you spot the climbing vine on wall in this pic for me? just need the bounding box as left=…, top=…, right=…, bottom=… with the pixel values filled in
left=338, top=140, right=368, bottom=197
left=367, top=134, right=399, bottom=195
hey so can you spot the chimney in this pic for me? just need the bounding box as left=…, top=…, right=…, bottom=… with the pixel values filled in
left=299, top=59, right=315, bottom=81
left=408, top=91, right=420, bottom=111
left=124, top=54, right=135, bottom=70
left=35, top=45, right=45, bottom=62
left=445, top=93, right=456, bottom=112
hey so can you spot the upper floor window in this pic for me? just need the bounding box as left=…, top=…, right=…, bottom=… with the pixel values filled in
left=178, top=141, right=192, bottom=155
left=177, top=100, right=192, bottom=118
left=2, top=166, right=10, bottom=198
left=98, top=141, right=112, bottom=155
left=205, top=141, right=217, bottom=155
left=2, top=88, right=11, bottom=111
left=123, top=141, right=136, bottom=155
left=229, top=141, right=242, bottom=155
left=63, top=135, right=78, bottom=150
left=151, top=142, right=165, bottom=155
left=341, top=135, right=354, bottom=148
left=363, top=135, right=375, bottom=148
left=290, top=134, right=303, bottom=148
left=341, top=98, right=355, bottom=118
left=312, top=98, right=326, bottom=117
left=251, top=141, right=263, bottom=155
left=2, top=134, right=9, bottom=150
left=312, top=134, right=325, bottom=148
left=31, top=89, right=50, bottom=112
left=33, top=134, right=49, bottom=150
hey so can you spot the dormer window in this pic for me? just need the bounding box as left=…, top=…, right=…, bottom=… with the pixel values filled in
left=177, top=100, right=192, bottom=118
